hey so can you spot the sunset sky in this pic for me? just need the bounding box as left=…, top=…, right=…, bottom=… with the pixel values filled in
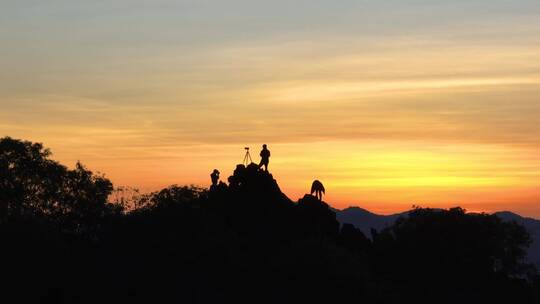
left=2, top=1, right=540, bottom=216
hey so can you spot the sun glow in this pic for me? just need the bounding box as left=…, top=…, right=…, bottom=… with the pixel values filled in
left=2, top=0, right=540, bottom=216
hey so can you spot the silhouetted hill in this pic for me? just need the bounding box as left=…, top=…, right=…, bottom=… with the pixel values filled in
left=3, top=137, right=540, bottom=303
left=336, top=207, right=405, bottom=235
left=337, top=207, right=540, bottom=268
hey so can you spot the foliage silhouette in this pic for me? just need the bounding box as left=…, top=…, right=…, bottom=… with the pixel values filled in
left=1, top=137, right=540, bottom=303
left=371, top=207, right=537, bottom=303
left=0, top=137, right=119, bottom=235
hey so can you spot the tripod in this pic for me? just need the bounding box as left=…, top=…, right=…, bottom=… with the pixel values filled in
left=243, top=147, right=253, bottom=166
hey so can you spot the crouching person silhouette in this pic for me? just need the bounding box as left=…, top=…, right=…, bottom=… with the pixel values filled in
left=210, top=169, right=220, bottom=187
left=311, top=180, right=325, bottom=201
left=259, top=144, right=271, bottom=172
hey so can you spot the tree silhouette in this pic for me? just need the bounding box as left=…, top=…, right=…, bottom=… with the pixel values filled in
left=372, top=207, right=536, bottom=302
left=0, top=137, right=119, bottom=236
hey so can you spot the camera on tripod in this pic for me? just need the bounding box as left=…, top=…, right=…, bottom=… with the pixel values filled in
left=243, top=147, right=253, bottom=165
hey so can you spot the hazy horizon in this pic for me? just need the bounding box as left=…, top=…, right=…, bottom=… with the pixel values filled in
left=2, top=1, right=540, bottom=216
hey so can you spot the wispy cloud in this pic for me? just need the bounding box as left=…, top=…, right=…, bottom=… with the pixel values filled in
left=2, top=0, right=540, bottom=216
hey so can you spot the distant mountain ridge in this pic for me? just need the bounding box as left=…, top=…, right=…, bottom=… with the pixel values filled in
left=335, top=207, right=540, bottom=268
left=335, top=207, right=405, bottom=235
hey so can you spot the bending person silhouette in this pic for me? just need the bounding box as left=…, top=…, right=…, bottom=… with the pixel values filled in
left=210, top=169, right=220, bottom=187
left=258, top=144, right=271, bottom=171
left=311, top=180, right=325, bottom=201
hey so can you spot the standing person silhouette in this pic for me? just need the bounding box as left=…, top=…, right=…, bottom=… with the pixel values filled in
left=259, top=144, right=271, bottom=172
left=210, top=169, right=220, bottom=187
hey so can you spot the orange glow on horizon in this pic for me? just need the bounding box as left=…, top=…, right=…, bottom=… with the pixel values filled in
left=30, top=139, right=540, bottom=217
left=2, top=2, right=540, bottom=217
